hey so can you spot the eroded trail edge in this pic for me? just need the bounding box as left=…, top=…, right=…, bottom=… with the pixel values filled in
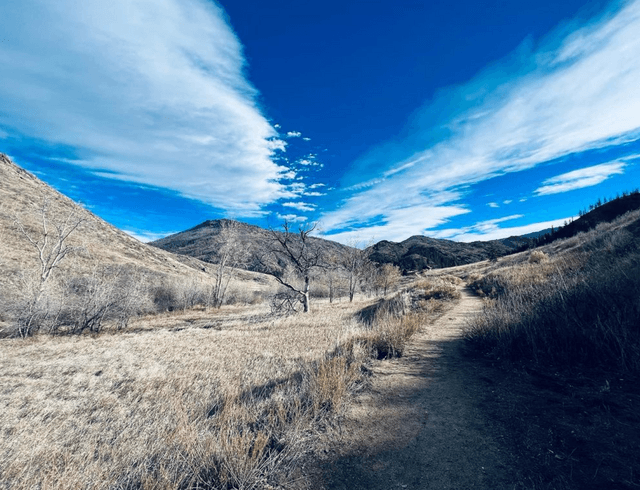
left=317, top=287, right=518, bottom=489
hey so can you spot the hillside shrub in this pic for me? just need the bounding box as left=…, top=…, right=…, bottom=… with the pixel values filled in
left=528, top=250, right=548, bottom=263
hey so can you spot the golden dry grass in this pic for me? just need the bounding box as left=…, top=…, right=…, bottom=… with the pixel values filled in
left=0, top=295, right=397, bottom=489
left=0, top=272, right=460, bottom=489
left=465, top=208, right=640, bottom=372
left=0, top=154, right=276, bottom=308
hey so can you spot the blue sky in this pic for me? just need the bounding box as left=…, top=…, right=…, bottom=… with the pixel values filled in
left=1, top=0, right=640, bottom=243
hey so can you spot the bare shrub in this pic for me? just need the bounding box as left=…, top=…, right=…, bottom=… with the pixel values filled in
left=11, top=193, right=84, bottom=336
left=176, top=277, right=206, bottom=312
left=62, top=266, right=151, bottom=334
left=224, top=288, right=263, bottom=306
left=440, top=274, right=463, bottom=285
left=413, top=277, right=461, bottom=301
left=528, top=250, right=548, bottom=263
left=152, top=283, right=179, bottom=312
left=270, top=290, right=303, bottom=315
left=7, top=276, right=67, bottom=335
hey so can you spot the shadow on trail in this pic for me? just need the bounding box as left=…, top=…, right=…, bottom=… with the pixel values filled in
left=319, top=289, right=520, bottom=490
left=319, top=288, right=640, bottom=490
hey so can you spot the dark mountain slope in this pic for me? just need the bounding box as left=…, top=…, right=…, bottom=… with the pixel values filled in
left=369, top=235, right=534, bottom=271
left=538, top=192, right=640, bottom=245
left=151, top=219, right=352, bottom=270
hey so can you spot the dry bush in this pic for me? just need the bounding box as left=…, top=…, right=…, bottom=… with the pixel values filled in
left=439, top=274, right=463, bottom=285
left=412, top=277, right=461, bottom=301
left=357, top=293, right=408, bottom=326
left=467, top=225, right=640, bottom=373
left=364, top=313, right=424, bottom=359
left=225, top=288, right=264, bottom=306
left=528, top=250, right=548, bottom=263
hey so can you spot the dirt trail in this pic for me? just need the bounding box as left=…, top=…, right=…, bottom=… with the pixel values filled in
left=317, top=287, right=518, bottom=489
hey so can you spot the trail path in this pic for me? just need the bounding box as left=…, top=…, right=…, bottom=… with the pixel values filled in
left=318, top=287, right=518, bottom=489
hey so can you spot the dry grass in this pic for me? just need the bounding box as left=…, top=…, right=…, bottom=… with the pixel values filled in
left=0, top=155, right=276, bottom=313
left=463, top=209, right=640, bottom=490
left=0, top=282, right=456, bottom=489
left=466, top=210, right=640, bottom=373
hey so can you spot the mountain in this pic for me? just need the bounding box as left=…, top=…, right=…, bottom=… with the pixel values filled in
left=151, top=219, right=352, bottom=271
left=0, top=154, right=270, bottom=303
left=153, top=218, right=538, bottom=274
left=368, top=234, right=535, bottom=271
left=367, top=194, right=640, bottom=272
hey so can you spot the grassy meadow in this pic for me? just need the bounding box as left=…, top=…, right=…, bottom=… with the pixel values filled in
left=0, top=276, right=458, bottom=489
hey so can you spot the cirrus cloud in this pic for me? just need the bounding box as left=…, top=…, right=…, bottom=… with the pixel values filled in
left=534, top=161, right=626, bottom=196
left=0, top=0, right=290, bottom=214
left=321, top=0, right=640, bottom=241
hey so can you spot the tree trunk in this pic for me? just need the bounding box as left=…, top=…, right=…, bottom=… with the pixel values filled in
left=303, top=275, right=310, bottom=313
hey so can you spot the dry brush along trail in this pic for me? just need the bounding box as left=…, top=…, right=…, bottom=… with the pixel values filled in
left=311, top=286, right=520, bottom=489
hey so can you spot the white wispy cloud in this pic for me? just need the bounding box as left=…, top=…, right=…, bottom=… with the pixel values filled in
left=0, top=0, right=290, bottom=214
left=124, top=229, right=176, bottom=243
left=286, top=131, right=302, bottom=138
left=320, top=0, right=640, bottom=241
left=487, top=202, right=500, bottom=208
left=282, top=201, right=317, bottom=212
left=303, top=137, right=311, bottom=141
left=323, top=203, right=469, bottom=243
left=503, top=199, right=512, bottom=204
left=534, top=161, right=626, bottom=195
left=432, top=215, right=571, bottom=242
left=276, top=213, right=307, bottom=223
left=297, top=157, right=323, bottom=168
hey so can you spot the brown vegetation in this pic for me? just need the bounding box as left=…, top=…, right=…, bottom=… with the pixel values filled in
left=0, top=274, right=458, bottom=489
left=464, top=208, right=640, bottom=489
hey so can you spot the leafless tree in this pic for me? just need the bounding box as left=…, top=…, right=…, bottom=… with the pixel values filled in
left=325, top=261, right=343, bottom=303
left=338, top=240, right=373, bottom=302
left=254, top=221, right=324, bottom=313
left=207, top=226, right=248, bottom=309
left=12, top=194, right=84, bottom=336
left=376, top=263, right=402, bottom=296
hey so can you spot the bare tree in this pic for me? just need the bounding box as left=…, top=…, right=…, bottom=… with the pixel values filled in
left=338, top=240, right=373, bottom=302
left=376, top=263, right=402, bottom=296
left=207, top=225, right=248, bottom=309
left=13, top=194, right=84, bottom=336
left=254, top=221, right=324, bottom=313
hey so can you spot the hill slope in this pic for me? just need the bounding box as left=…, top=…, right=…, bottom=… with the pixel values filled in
left=151, top=219, right=352, bottom=270
left=368, top=235, right=534, bottom=272
left=0, top=154, right=271, bottom=302
left=536, top=191, right=640, bottom=245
